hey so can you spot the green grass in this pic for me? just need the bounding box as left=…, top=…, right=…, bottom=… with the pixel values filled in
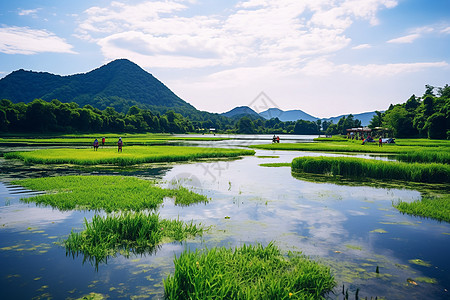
left=0, top=133, right=230, bottom=146
left=251, top=139, right=450, bottom=164
left=65, top=212, right=204, bottom=266
left=291, top=156, right=449, bottom=183
left=260, top=163, right=291, bottom=167
left=396, top=150, right=450, bottom=164
left=394, top=194, right=450, bottom=223
left=5, top=146, right=255, bottom=166
left=163, top=242, right=335, bottom=300
left=11, top=175, right=207, bottom=212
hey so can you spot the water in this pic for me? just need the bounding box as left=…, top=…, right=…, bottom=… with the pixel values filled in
left=0, top=136, right=448, bottom=299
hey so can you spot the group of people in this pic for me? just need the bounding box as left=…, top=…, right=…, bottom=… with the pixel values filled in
left=361, top=135, right=383, bottom=147
left=93, top=137, right=123, bottom=152
left=272, top=135, right=280, bottom=143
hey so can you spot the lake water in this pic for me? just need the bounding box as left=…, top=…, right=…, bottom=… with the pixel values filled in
left=0, top=135, right=449, bottom=299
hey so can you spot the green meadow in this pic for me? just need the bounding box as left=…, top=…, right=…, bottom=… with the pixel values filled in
left=11, top=175, right=207, bottom=212
left=65, top=212, right=204, bottom=265
left=5, top=145, right=255, bottom=166
left=163, top=242, right=335, bottom=300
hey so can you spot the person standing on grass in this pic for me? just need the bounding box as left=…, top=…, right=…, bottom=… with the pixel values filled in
left=379, top=137, right=382, bottom=147
left=117, top=137, right=123, bottom=153
left=102, top=137, right=105, bottom=147
left=93, top=138, right=99, bottom=151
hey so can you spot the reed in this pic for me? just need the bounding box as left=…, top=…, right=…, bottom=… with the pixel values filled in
left=65, top=212, right=204, bottom=265
left=163, top=242, right=335, bottom=299
left=396, top=150, right=450, bottom=164
left=291, top=156, right=450, bottom=183
left=11, top=175, right=207, bottom=212
left=5, top=146, right=254, bottom=166
left=394, top=194, right=450, bottom=223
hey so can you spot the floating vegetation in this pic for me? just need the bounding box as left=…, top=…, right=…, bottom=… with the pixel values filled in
left=5, top=146, right=254, bottom=166
left=408, top=259, right=431, bottom=267
left=163, top=242, right=335, bottom=299
left=345, top=245, right=363, bottom=251
left=256, top=155, right=280, bottom=158
left=11, top=175, right=207, bottom=212
left=259, top=163, right=291, bottom=167
left=370, top=229, right=388, bottom=234
left=73, top=292, right=106, bottom=300
left=414, top=277, right=437, bottom=284
left=394, top=194, right=450, bottom=223
left=65, top=212, right=204, bottom=266
left=291, top=156, right=449, bottom=183
left=407, top=278, right=418, bottom=286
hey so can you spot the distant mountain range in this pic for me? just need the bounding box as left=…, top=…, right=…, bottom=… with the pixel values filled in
left=0, top=59, right=378, bottom=125
left=221, top=106, right=378, bottom=126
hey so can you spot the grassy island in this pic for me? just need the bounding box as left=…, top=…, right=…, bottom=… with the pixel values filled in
left=12, top=175, right=207, bottom=212
left=291, top=156, right=449, bottom=183
left=65, top=212, right=204, bottom=265
left=5, top=145, right=255, bottom=166
left=164, top=242, right=335, bottom=299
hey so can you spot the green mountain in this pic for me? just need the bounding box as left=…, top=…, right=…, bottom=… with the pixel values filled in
left=0, top=59, right=196, bottom=113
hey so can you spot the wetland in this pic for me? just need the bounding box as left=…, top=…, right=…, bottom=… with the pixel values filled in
left=0, top=134, right=449, bottom=299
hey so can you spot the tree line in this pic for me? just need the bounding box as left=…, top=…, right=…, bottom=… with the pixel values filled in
left=1, top=84, right=448, bottom=138
left=368, top=84, right=449, bottom=139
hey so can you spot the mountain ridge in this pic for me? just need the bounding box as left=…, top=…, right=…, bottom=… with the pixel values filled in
left=0, top=59, right=195, bottom=113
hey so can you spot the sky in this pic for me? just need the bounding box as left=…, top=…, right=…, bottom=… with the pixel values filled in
left=0, top=0, right=449, bottom=118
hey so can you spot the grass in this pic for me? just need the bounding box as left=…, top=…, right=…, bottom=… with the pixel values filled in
left=163, top=242, right=335, bottom=300
left=291, top=156, right=449, bottom=183
left=11, top=175, right=207, bottom=212
left=394, top=194, right=450, bottom=223
left=65, top=212, right=204, bottom=266
left=0, top=133, right=230, bottom=146
left=260, top=163, right=291, bottom=167
left=251, top=139, right=450, bottom=164
left=5, top=145, right=255, bottom=166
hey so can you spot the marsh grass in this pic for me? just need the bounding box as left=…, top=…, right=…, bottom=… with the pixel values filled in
left=163, top=242, right=335, bottom=299
left=65, top=212, right=204, bottom=266
left=291, top=156, right=449, bottom=183
left=395, top=194, right=450, bottom=223
left=396, top=150, right=450, bottom=164
left=11, top=175, right=207, bottom=212
left=5, top=146, right=255, bottom=166
left=260, top=163, right=291, bottom=167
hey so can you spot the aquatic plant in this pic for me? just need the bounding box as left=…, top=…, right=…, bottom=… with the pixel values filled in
left=65, top=212, right=204, bottom=265
left=11, top=175, right=207, bottom=212
left=259, top=163, right=291, bottom=167
left=396, top=150, right=450, bottom=164
left=291, top=156, right=449, bottom=183
left=4, top=145, right=255, bottom=166
left=395, top=194, right=450, bottom=223
left=163, top=242, right=335, bottom=299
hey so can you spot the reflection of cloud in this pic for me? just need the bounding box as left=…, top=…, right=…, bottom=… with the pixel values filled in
left=0, top=206, right=74, bottom=230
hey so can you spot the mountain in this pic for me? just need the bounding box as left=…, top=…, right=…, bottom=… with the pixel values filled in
left=322, top=111, right=380, bottom=127
left=259, top=108, right=317, bottom=122
left=0, top=59, right=195, bottom=113
left=220, top=106, right=263, bottom=120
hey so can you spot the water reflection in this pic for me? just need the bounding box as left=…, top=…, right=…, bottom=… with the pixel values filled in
left=0, top=139, right=449, bottom=299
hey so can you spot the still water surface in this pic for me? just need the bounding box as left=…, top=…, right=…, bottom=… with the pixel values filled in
left=0, top=135, right=448, bottom=299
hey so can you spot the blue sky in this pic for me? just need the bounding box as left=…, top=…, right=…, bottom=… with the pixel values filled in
left=0, top=0, right=449, bottom=117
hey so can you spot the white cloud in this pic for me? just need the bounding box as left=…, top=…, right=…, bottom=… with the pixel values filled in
left=0, top=26, right=76, bottom=55
left=441, top=26, right=450, bottom=34
left=387, top=33, right=420, bottom=44
left=76, top=0, right=397, bottom=70
left=18, top=8, right=41, bottom=16
left=352, top=43, right=372, bottom=50
left=343, top=61, right=449, bottom=76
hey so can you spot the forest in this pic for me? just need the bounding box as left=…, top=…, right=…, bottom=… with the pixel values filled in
left=0, top=84, right=448, bottom=138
